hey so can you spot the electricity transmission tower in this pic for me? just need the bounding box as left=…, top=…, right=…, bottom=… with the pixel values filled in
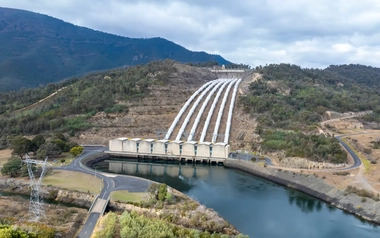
left=24, top=154, right=49, bottom=221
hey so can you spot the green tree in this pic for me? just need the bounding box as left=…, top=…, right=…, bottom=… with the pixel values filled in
left=51, top=139, right=70, bottom=152
left=158, top=183, right=168, bottom=202
left=53, top=133, right=67, bottom=142
left=10, top=136, right=32, bottom=159
left=31, top=134, right=46, bottom=155
left=1, top=158, right=22, bottom=177
left=69, top=146, right=84, bottom=157
left=0, top=136, right=8, bottom=150
left=36, top=142, right=62, bottom=159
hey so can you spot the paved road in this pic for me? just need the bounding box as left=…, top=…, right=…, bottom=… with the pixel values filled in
left=335, top=135, right=362, bottom=169
left=53, top=147, right=150, bottom=238
left=229, top=135, right=361, bottom=171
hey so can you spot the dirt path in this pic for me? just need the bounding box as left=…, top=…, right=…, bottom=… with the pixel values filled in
left=320, top=111, right=372, bottom=126
left=353, top=166, right=378, bottom=193
left=13, top=86, right=68, bottom=114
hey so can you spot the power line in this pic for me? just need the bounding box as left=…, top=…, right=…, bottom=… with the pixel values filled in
left=24, top=155, right=49, bottom=221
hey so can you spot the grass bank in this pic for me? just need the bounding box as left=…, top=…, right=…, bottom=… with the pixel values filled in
left=43, top=170, right=103, bottom=194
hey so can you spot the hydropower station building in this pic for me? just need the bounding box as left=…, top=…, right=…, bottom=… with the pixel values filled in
left=107, top=72, right=245, bottom=162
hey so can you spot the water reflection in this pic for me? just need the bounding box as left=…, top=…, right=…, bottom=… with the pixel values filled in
left=288, top=189, right=323, bottom=213
left=92, top=158, right=380, bottom=238
left=93, top=158, right=215, bottom=192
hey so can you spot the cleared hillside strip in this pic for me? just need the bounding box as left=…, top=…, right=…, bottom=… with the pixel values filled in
left=175, top=79, right=222, bottom=141
left=224, top=79, right=242, bottom=143
left=187, top=79, right=229, bottom=141
left=164, top=81, right=214, bottom=140
left=211, top=79, right=239, bottom=143
left=199, top=79, right=233, bottom=142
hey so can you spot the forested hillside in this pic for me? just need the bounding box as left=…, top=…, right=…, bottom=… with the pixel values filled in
left=0, top=60, right=178, bottom=141
left=2, top=61, right=380, bottom=164
left=239, top=64, right=380, bottom=131
left=0, top=60, right=217, bottom=149
left=0, top=7, right=229, bottom=92
left=325, top=64, right=380, bottom=88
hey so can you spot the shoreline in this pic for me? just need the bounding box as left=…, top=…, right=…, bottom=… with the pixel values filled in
left=0, top=175, right=241, bottom=236
left=224, top=158, right=380, bottom=225
left=85, top=153, right=380, bottom=224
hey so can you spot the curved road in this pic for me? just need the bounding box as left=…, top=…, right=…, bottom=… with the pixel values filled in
left=228, top=136, right=362, bottom=171
left=54, top=147, right=150, bottom=238
left=335, top=135, right=362, bottom=169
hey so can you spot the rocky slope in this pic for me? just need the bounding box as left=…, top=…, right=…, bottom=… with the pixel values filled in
left=77, top=64, right=220, bottom=144
left=75, top=65, right=258, bottom=148
left=0, top=178, right=95, bottom=207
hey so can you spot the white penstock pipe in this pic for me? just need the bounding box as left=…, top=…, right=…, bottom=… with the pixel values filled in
left=187, top=79, right=227, bottom=141
left=175, top=79, right=221, bottom=141
left=224, top=78, right=242, bottom=144
left=211, top=79, right=238, bottom=143
left=199, top=79, right=233, bottom=142
left=164, top=80, right=214, bottom=140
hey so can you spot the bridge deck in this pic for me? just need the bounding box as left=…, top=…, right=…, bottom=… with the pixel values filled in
left=91, top=198, right=107, bottom=213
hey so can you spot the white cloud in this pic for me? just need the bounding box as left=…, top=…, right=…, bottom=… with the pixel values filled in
left=2, top=0, right=380, bottom=68
left=332, top=44, right=354, bottom=53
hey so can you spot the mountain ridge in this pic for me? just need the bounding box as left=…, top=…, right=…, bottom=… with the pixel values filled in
left=0, top=7, right=230, bottom=92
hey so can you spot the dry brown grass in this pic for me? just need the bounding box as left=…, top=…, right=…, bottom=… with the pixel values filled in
left=344, top=131, right=380, bottom=192
left=0, top=195, right=87, bottom=235
left=0, top=149, right=12, bottom=166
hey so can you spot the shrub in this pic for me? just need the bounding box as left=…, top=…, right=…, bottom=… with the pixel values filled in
left=346, top=186, right=380, bottom=201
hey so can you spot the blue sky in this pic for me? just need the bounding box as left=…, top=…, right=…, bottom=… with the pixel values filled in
left=3, top=0, right=380, bottom=68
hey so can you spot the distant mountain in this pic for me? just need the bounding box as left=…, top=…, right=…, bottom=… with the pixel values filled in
left=0, top=7, right=230, bottom=92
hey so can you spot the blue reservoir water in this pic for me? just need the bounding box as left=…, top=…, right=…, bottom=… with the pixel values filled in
left=94, top=159, right=380, bottom=238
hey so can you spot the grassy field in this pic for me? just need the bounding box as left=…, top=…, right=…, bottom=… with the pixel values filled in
left=50, top=152, right=76, bottom=166
left=43, top=170, right=103, bottom=194
left=110, top=190, right=148, bottom=203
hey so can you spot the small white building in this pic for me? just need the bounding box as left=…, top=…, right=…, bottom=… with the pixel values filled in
left=212, top=142, right=230, bottom=158
left=152, top=139, right=169, bottom=155
left=197, top=142, right=212, bottom=157
left=139, top=139, right=155, bottom=154
left=109, top=137, right=128, bottom=152
left=123, top=138, right=141, bottom=153
left=182, top=141, right=197, bottom=157
left=167, top=141, right=182, bottom=156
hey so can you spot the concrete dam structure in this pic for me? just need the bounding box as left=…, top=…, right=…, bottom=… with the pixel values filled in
left=107, top=69, right=245, bottom=162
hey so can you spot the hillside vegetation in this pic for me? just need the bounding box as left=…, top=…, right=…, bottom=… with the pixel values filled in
left=260, top=130, right=347, bottom=164
left=0, top=60, right=177, bottom=137
left=0, top=7, right=229, bottom=92
left=0, top=60, right=216, bottom=148
left=2, top=61, right=380, bottom=164
left=94, top=211, right=247, bottom=238
left=239, top=64, right=380, bottom=131
left=239, top=63, right=380, bottom=163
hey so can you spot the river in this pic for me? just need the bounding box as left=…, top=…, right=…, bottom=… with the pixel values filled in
left=93, top=158, right=380, bottom=238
